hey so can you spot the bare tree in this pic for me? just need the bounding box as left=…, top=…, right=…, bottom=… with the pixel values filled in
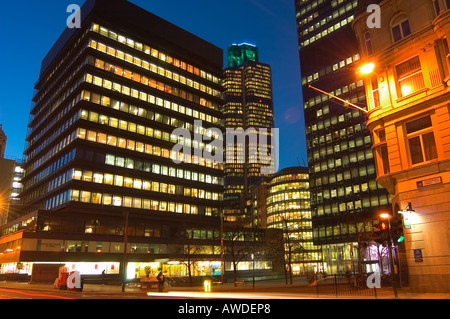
left=223, top=229, right=252, bottom=287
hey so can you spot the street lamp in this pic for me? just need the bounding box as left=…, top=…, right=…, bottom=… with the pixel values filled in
left=379, top=212, right=398, bottom=299
left=359, top=62, right=375, bottom=75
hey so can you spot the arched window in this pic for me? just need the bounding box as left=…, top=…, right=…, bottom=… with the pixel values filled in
left=365, top=32, right=373, bottom=55
left=391, top=14, right=411, bottom=43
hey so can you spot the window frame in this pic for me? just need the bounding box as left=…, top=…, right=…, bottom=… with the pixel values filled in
left=404, top=115, right=438, bottom=166
left=391, top=16, right=411, bottom=43
left=395, top=56, right=425, bottom=98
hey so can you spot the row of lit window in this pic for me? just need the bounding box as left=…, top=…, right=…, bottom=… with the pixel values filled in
left=266, top=210, right=312, bottom=222
left=313, top=159, right=375, bottom=176
left=29, top=89, right=85, bottom=149
left=267, top=192, right=310, bottom=203
left=267, top=218, right=313, bottom=232
left=33, top=41, right=88, bottom=108
left=80, top=90, right=221, bottom=142
left=91, top=23, right=220, bottom=84
left=81, top=89, right=220, bottom=126
left=78, top=107, right=219, bottom=155
left=300, top=15, right=355, bottom=48
left=76, top=122, right=222, bottom=171
left=304, top=80, right=365, bottom=110
left=302, top=54, right=360, bottom=85
left=46, top=189, right=215, bottom=216
left=88, top=57, right=216, bottom=110
left=299, top=0, right=356, bottom=34
left=314, top=220, right=377, bottom=239
left=314, top=193, right=390, bottom=214
left=71, top=169, right=221, bottom=201
left=314, top=179, right=379, bottom=198
left=28, top=130, right=77, bottom=173
left=27, top=111, right=78, bottom=161
left=32, top=58, right=87, bottom=142
left=104, top=153, right=223, bottom=186
left=311, top=135, right=372, bottom=157
left=269, top=173, right=309, bottom=185
left=266, top=201, right=311, bottom=212
left=309, top=111, right=363, bottom=134
left=24, top=149, right=77, bottom=195
left=77, top=128, right=223, bottom=180
left=268, top=181, right=309, bottom=194
left=89, top=40, right=220, bottom=98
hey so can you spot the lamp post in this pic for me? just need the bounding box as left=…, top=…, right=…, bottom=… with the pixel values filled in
left=380, top=212, right=398, bottom=299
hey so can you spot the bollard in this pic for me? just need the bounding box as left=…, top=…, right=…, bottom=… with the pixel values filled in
left=204, top=280, right=211, bottom=293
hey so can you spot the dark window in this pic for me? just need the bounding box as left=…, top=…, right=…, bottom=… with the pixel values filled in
left=406, top=116, right=438, bottom=165
left=392, top=19, right=411, bottom=42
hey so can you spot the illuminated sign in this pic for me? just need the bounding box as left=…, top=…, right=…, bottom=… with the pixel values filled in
left=399, top=208, right=416, bottom=229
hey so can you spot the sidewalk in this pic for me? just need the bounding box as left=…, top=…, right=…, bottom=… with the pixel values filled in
left=1, top=280, right=449, bottom=299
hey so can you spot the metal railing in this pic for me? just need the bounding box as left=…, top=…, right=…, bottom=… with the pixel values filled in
left=308, top=274, right=377, bottom=298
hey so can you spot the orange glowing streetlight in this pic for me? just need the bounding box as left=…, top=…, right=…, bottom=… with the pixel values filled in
left=359, top=62, right=375, bottom=75
left=380, top=212, right=391, bottom=219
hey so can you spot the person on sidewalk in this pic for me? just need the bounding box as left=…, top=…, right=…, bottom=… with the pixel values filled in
left=157, top=271, right=165, bottom=292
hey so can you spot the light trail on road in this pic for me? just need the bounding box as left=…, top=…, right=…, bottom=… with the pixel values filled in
left=0, top=288, right=75, bottom=299
left=146, top=291, right=308, bottom=299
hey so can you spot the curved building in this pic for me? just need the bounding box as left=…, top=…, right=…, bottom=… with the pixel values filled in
left=266, top=167, right=322, bottom=275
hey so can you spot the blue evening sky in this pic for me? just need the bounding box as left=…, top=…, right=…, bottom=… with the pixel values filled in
left=0, top=0, right=307, bottom=170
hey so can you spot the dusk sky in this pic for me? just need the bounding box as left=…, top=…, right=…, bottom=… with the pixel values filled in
left=0, top=0, right=307, bottom=170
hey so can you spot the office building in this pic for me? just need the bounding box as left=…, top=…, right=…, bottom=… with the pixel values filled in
left=266, top=167, right=322, bottom=276
left=353, top=0, right=450, bottom=292
left=223, top=43, right=276, bottom=221
left=295, top=0, right=392, bottom=274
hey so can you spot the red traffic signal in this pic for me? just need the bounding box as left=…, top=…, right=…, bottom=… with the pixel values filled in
left=380, top=221, right=388, bottom=231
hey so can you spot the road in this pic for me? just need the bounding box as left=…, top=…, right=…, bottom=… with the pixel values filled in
left=0, top=281, right=449, bottom=300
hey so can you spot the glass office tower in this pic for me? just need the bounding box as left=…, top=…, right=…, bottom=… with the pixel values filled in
left=295, top=0, right=391, bottom=274
left=266, top=167, right=322, bottom=275
left=223, top=44, right=275, bottom=221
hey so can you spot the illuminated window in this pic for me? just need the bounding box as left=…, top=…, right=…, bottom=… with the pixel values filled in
left=396, top=56, right=424, bottom=97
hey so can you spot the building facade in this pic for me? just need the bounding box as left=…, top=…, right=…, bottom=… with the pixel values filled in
left=223, top=44, right=276, bottom=222
left=295, top=0, right=392, bottom=274
left=353, top=0, right=450, bottom=292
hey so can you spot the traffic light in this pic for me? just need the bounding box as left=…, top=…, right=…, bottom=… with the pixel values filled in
left=374, top=220, right=389, bottom=246
left=391, top=215, right=405, bottom=243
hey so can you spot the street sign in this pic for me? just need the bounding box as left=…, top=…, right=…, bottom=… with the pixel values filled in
left=414, top=249, right=423, bottom=262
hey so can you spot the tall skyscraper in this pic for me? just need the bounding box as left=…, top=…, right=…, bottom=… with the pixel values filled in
left=223, top=43, right=275, bottom=221
left=295, top=0, right=392, bottom=274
